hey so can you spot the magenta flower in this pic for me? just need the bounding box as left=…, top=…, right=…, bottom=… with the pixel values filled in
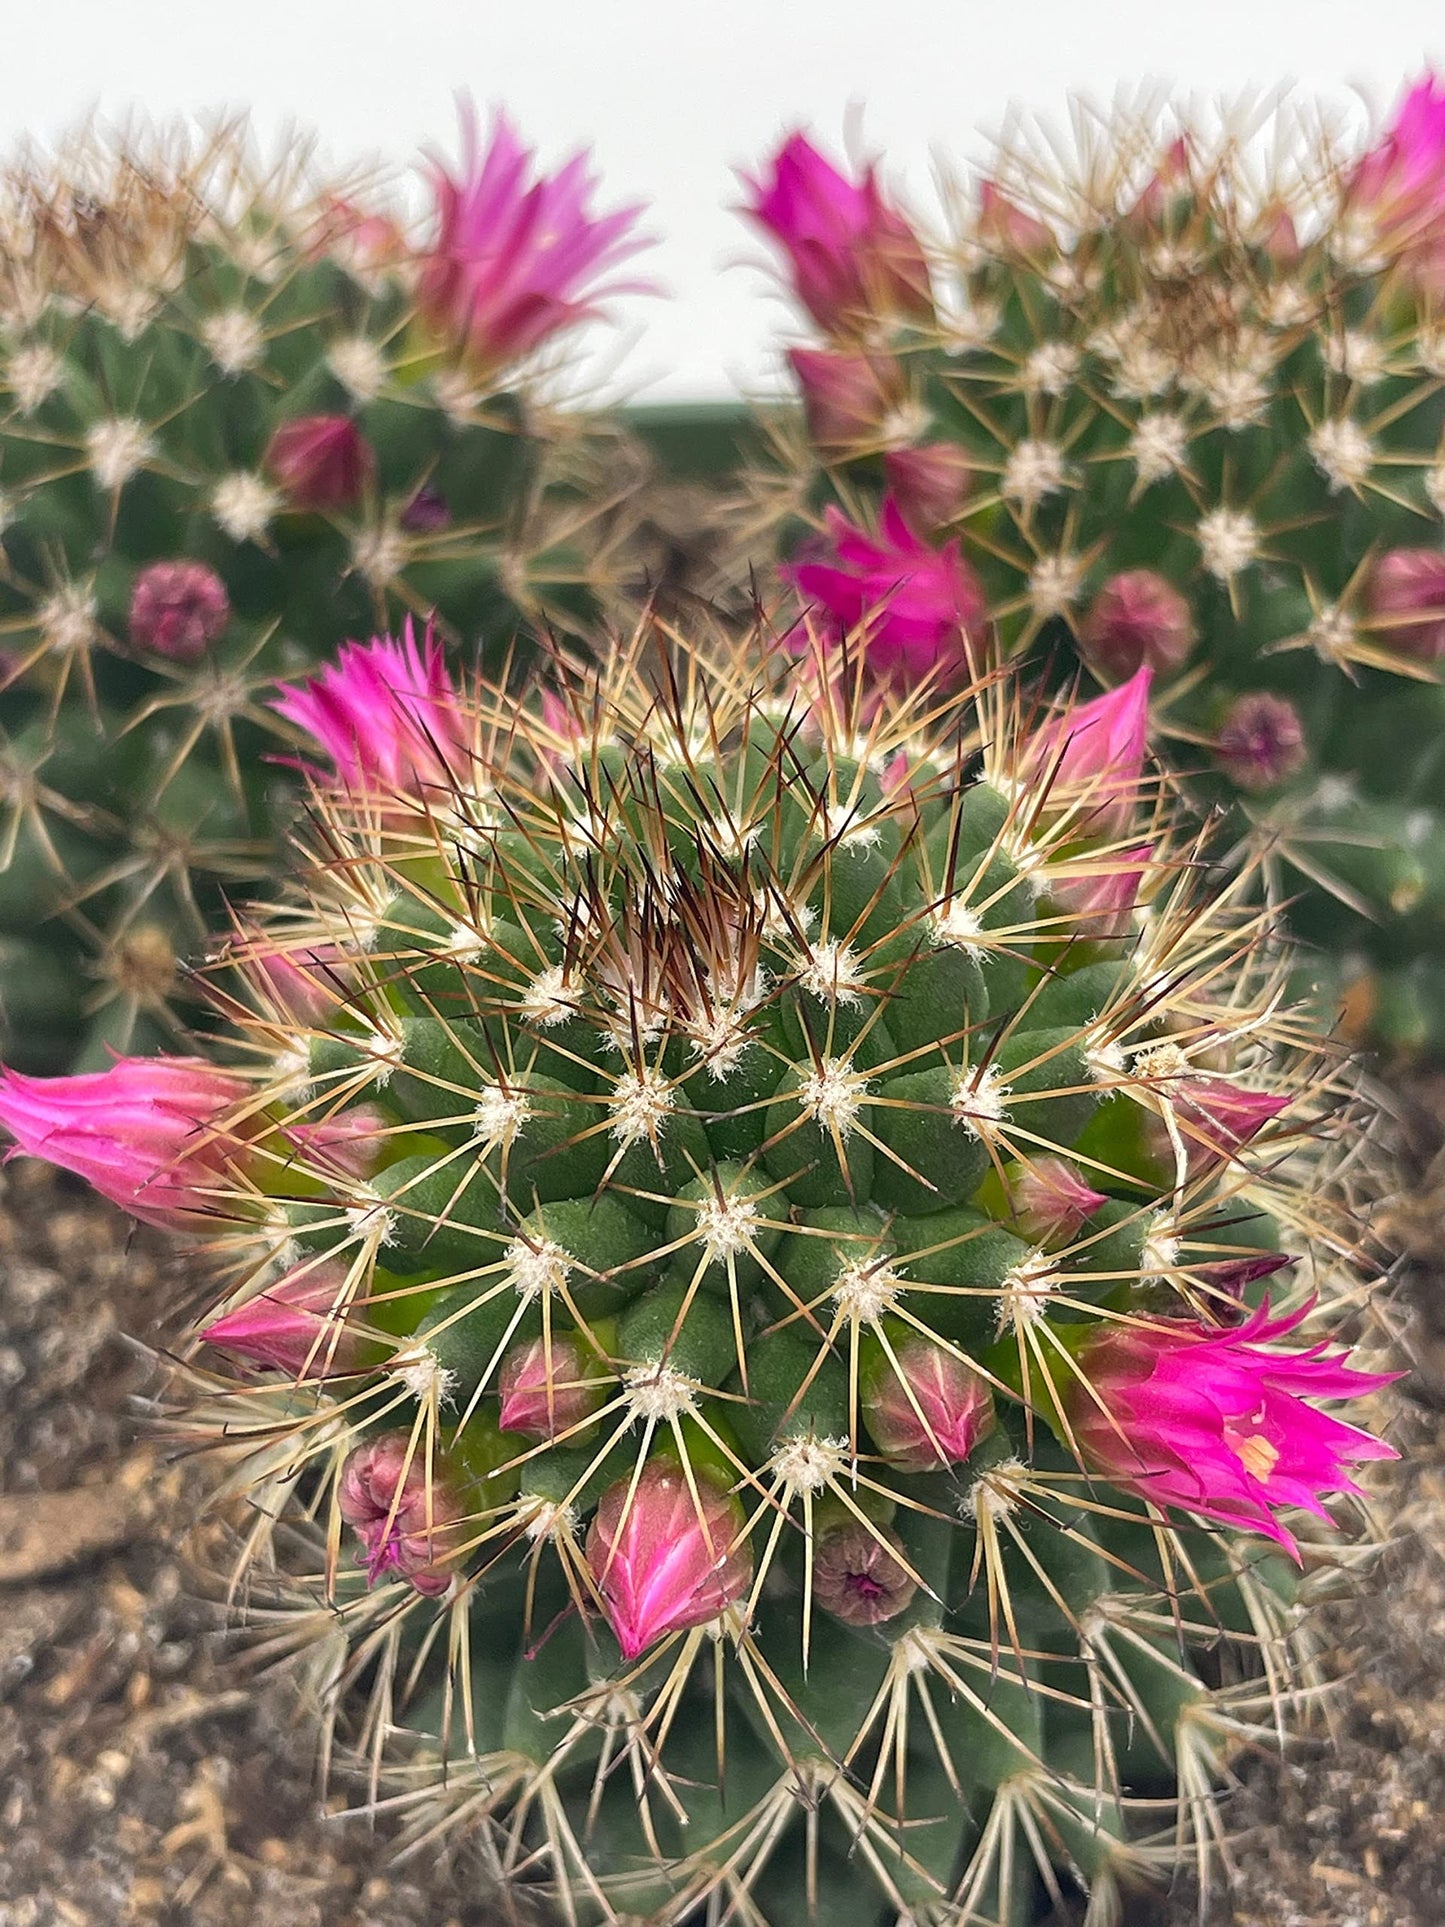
left=202, top=1261, right=388, bottom=1378
left=417, top=107, right=650, bottom=376
left=1024, top=668, right=1152, bottom=834
left=128, top=560, right=230, bottom=662
left=1366, top=547, right=1445, bottom=662
left=338, top=1433, right=468, bottom=1596
left=786, top=498, right=986, bottom=692
left=742, top=131, right=932, bottom=333
left=585, top=1460, right=751, bottom=1659
left=862, top=1332, right=995, bottom=1473
left=1214, top=692, right=1307, bottom=792
left=1011, top=1156, right=1108, bottom=1246
left=1080, top=571, right=1195, bottom=683
left=1349, top=73, right=1445, bottom=265
left=265, top=415, right=375, bottom=512
left=1072, top=1303, right=1397, bottom=1556
left=272, top=618, right=470, bottom=798
left=0, top=1056, right=249, bottom=1230
left=498, top=1332, right=609, bottom=1440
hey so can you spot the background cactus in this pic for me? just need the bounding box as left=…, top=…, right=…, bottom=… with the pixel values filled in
left=0, top=113, right=650, bottom=1071
left=737, top=79, right=1445, bottom=1056
left=0, top=620, right=1394, bottom=1924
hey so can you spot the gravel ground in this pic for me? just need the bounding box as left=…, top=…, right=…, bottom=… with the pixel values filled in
left=0, top=1148, right=1435, bottom=1927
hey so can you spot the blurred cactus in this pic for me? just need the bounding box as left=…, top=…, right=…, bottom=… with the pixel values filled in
left=0, top=111, right=650, bottom=1069
left=739, top=77, right=1445, bottom=1053
left=0, top=620, right=1395, bottom=1923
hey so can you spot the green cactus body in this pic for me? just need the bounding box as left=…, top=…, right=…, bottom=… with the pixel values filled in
left=749, top=98, right=1445, bottom=1053
left=0, top=128, right=641, bottom=1070
left=176, top=627, right=1382, bottom=1926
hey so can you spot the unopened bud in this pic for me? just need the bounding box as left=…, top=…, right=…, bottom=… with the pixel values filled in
left=863, top=1332, right=994, bottom=1473
left=286, top=1105, right=386, bottom=1180
left=498, top=1333, right=610, bottom=1440
left=401, top=484, right=452, bottom=533
left=128, top=560, right=230, bottom=662
left=265, top=414, right=375, bottom=511
left=586, top=1459, right=751, bottom=1659
left=338, top=1432, right=468, bottom=1595
left=202, top=1261, right=387, bottom=1378
left=789, top=346, right=896, bottom=447
left=977, top=180, right=1054, bottom=255
left=812, top=1519, right=917, bottom=1626
left=1366, top=547, right=1445, bottom=661
left=1011, top=1156, right=1108, bottom=1245
left=883, top=443, right=972, bottom=533
left=1213, top=692, right=1307, bottom=792
left=1080, top=570, right=1195, bottom=681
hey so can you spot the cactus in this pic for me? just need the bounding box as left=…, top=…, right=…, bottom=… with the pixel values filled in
left=737, top=78, right=1445, bottom=1054
left=0, top=111, right=649, bottom=1070
left=0, top=617, right=1396, bottom=1924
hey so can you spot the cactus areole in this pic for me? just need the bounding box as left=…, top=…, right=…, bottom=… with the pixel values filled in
left=0, top=624, right=1393, bottom=1924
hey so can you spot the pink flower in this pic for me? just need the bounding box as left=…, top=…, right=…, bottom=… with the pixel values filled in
left=417, top=106, right=650, bottom=376
left=1366, top=547, right=1445, bottom=662
left=1080, top=571, right=1195, bottom=682
left=786, top=498, right=986, bottom=692
left=788, top=346, right=896, bottom=447
left=585, top=1460, right=751, bottom=1659
left=1048, top=843, right=1153, bottom=941
left=1349, top=73, right=1445, bottom=268
left=285, top=1105, right=386, bottom=1182
left=1214, top=692, right=1307, bottom=793
left=498, top=1333, right=609, bottom=1440
left=128, top=561, right=230, bottom=662
left=202, top=1261, right=388, bottom=1378
left=863, top=1334, right=995, bottom=1473
left=812, top=1519, right=917, bottom=1625
left=265, top=415, right=375, bottom=512
left=1011, top=1156, right=1108, bottom=1245
left=977, top=180, right=1054, bottom=255
left=0, top=1056, right=249, bottom=1230
left=1024, top=668, right=1152, bottom=834
left=742, top=131, right=932, bottom=333
left=272, top=618, right=470, bottom=798
left=882, top=443, right=972, bottom=534
left=338, top=1433, right=468, bottom=1596
left=1072, top=1303, right=1398, bottom=1556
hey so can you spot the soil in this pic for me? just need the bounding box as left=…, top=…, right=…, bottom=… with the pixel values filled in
left=0, top=1129, right=1439, bottom=1927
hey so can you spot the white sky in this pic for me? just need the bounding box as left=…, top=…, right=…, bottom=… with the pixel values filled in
left=6, top=0, right=1444, bottom=400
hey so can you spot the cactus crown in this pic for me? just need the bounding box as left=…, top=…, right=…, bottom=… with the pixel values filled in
left=135, top=613, right=1398, bottom=1927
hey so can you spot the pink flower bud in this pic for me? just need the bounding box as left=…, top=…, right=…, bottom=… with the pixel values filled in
left=1193, top=1252, right=1296, bottom=1319
left=1348, top=73, right=1445, bottom=273
left=1126, top=136, right=1193, bottom=230
left=202, top=1261, right=388, bottom=1378
left=883, top=443, right=972, bottom=533
left=1254, top=202, right=1301, bottom=263
left=742, top=132, right=932, bottom=333
left=1366, top=547, right=1445, bottom=661
left=1079, top=571, right=1195, bottom=682
left=286, top=1105, right=386, bottom=1181
left=1010, top=1156, right=1108, bottom=1245
left=1171, top=1077, right=1290, bottom=1166
left=812, top=1519, right=917, bottom=1626
left=233, top=931, right=352, bottom=1026
left=1048, top=844, right=1153, bottom=941
left=498, top=1333, right=609, bottom=1440
left=785, top=498, right=986, bottom=693
left=977, top=180, right=1055, bottom=255
left=272, top=617, right=470, bottom=798
left=417, top=106, right=651, bottom=376
left=265, top=414, right=375, bottom=511
left=788, top=346, right=896, bottom=447
left=338, top=1433, right=468, bottom=1596
left=0, top=1056, right=249, bottom=1230
left=306, top=194, right=409, bottom=273
left=863, top=1335, right=994, bottom=1473
left=400, top=484, right=452, bottom=533
left=1023, top=668, right=1152, bottom=835
left=1213, top=693, right=1307, bottom=792
left=1072, top=1303, right=1397, bottom=1557
left=128, top=560, right=231, bottom=662
left=585, top=1460, right=751, bottom=1659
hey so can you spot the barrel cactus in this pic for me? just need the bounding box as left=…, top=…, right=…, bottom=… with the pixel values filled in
left=0, top=620, right=1395, bottom=1924
left=738, top=73, right=1445, bottom=1054
left=0, top=109, right=649, bottom=1070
